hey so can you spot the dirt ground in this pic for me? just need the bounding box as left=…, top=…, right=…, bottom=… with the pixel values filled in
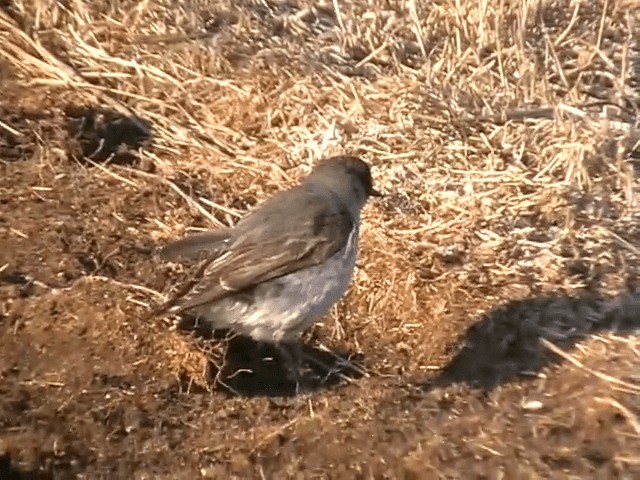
left=1, top=0, right=640, bottom=479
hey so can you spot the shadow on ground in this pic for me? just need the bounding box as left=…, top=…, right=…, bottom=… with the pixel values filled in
left=0, top=452, right=52, bottom=480
left=425, top=291, right=640, bottom=391
left=176, top=316, right=366, bottom=398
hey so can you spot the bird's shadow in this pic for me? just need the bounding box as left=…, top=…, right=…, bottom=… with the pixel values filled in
left=424, top=291, right=640, bottom=392
left=0, top=452, right=53, bottom=480
left=176, top=316, right=366, bottom=397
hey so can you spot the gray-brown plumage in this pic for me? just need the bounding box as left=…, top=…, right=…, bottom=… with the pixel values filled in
left=158, top=155, right=381, bottom=383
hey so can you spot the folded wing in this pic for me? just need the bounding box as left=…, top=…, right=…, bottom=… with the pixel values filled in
left=173, top=186, right=354, bottom=314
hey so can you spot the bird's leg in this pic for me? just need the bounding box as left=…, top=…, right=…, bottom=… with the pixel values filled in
left=300, top=343, right=368, bottom=384
left=315, top=343, right=369, bottom=378
left=277, top=341, right=304, bottom=393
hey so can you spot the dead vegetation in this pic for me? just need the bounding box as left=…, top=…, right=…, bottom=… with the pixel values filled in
left=1, top=0, right=639, bottom=477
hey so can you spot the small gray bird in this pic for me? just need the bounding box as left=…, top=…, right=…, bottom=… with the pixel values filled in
left=159, top=155, right=381, bottom=383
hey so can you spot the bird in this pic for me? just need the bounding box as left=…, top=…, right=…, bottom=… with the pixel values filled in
left=157, top=155, right=381, bottom=386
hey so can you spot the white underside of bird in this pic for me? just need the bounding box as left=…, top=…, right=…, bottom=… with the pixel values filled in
left=191, top=227, right=358, bottom=343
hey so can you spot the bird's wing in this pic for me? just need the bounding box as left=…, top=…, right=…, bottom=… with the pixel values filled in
left=174, top=186, right=354, bottom=313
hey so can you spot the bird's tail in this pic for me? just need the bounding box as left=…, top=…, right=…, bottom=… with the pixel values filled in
left=160, top=229, right=232, bottom=261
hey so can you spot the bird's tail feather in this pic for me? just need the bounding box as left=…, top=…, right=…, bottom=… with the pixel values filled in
left=160, top=229, right=232, bottom=260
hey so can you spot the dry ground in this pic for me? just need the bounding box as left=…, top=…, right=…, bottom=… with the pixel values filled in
left=1, top=0, right=640, bottom=478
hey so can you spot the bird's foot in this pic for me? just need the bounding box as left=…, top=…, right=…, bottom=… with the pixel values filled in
left=304, top=343, right=368, bottom=383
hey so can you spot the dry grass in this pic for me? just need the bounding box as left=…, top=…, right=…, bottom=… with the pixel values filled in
left=1, top=0, right=639, bottom=477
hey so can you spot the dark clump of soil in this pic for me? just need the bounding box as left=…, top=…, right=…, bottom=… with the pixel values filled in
left=64, top=105, right=153, bottom=166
